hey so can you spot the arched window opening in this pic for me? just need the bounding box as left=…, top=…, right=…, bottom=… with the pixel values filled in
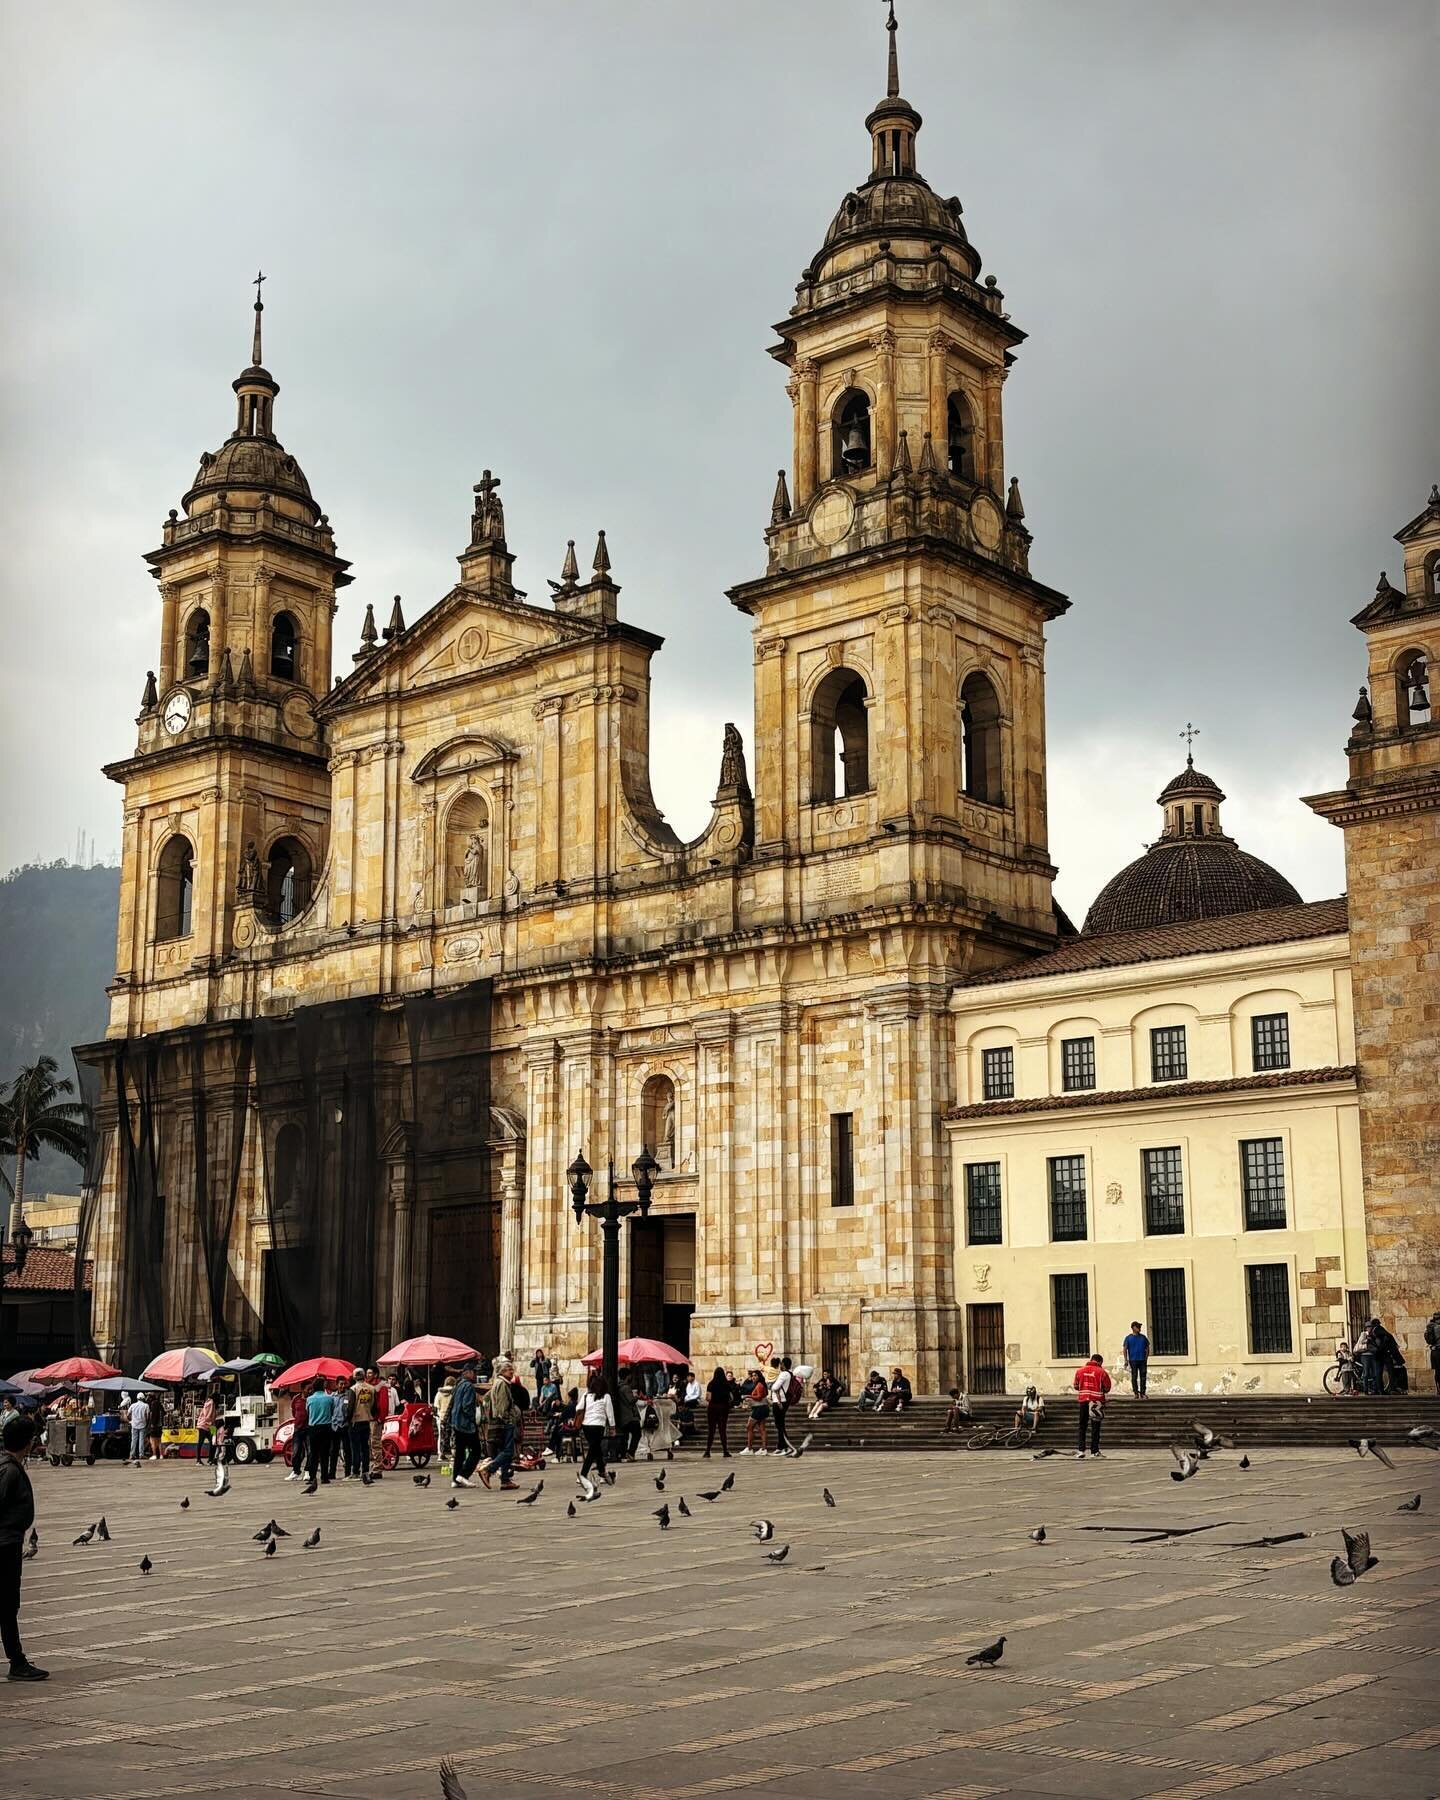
left=642, top=1074, right=677, bottom=1170
left=1427, top=555, right=1440, bottom=598
left=832, top=390, right=872, bottom=478
left=270, top=611, right=298, bottom=682
left=265, top=837, right=312, bottom=925
left=1398, top=649, right=1431, bottom=729
left=155, top=835, right=195, bottom=941
left=947, top=392, right=976, bottom=481
left=960, top=671, right=1004, bottom=807
left=810, top=667, right=871, bottom=803
left=185, top=608, right=211, bottom=680
left=270, top=1122, right=306, bottom=1220
left=444, top=792, right=490, bottom=906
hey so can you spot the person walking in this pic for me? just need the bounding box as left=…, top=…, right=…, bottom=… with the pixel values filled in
left=1426, top=1312, right=1440, bottom=1396
left=304, top=1381, right=335, bottom=1487
left=476, top=1359, right=520, bottom=1490
left=285, top=1387, right=309, bottom=1480
left=195, top=1393, right=217, bottom=1465
left=579, top=1372, right=614, bottom=1483
left=1122, top=1321, right=1150, bottom=1398
left=0, top=1414, right=47, bottom=1682
left=331, top=1378, right=355, bottom=1479
left=1072, top=1352, right=1112, bottom=1459
left=703, top=1365, right=732, bottom=1458
left=449, top=1363, right=481, bottom=1489
left=364, top=1368, right=385, bottom=1469
left=350, top=1369, right=376, bottom=1479
left=770, top=1357, right=798, bottom=1456
left=614, top=1373, right=642, bottom=1461
left=126, top=1393, right=150, bottom=1464
left=740, top=1369, right=770, bottom=1456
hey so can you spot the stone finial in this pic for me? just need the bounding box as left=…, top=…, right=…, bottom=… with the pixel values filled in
left=216, top=647, right=236, bottom=693
left=895, top=429, right=913, bottom=475
left=1375, top=570, right=1396, bottom=598
left=1352, top=685, right=1373, bottom=730
left=1006, top=475, right=1026, bottom=521
left=561, top=539, right=580, bottom=584
left=140, top=670, right=158, bottom=711
left=770, top=469, right=791, bottom=524
left=354, top=602, right=379, bottom=661
left=470, top=469, right=505, bottom=548
left=918, top=431, right=937, bottom=474
left=384, top=595, right=406, bottom=641
left=236, top=647, right=255, bottom=691
left=1429, top=483, right=1440, bottom=508
left=592, top=529, right=612, bottom=578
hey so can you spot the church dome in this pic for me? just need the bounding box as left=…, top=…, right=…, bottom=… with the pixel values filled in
left=818, top=175, right=980, bottom=276
left=1082, top=754, right=1302, bottom=936
left=184, top=432, right=316, bottom=513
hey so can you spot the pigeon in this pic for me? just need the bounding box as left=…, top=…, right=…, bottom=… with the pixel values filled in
left=765, top=1544, right=790, bottom=1563
left=793, top=1434, right=813, bottom=1457
left=303, top=1528, right=321, bottom=1548
left=566, top=1500, right=577, bottom=1517
left=1029, top=1526, right=1046, bottom=1544
left=73, top=1525, right=96, bottom=1546
left=264, top=1537, right=277, bottom=1557
left=179, top=1497, right=189, bottom=1510
left=1239, top=1455, right=1251, bottom=1470
left=269, top=1520, right=289, bottom=1537
left=439, top=1758, right=469, bottom=1800
left=577, top=1473, right=599, bottom=1503
left=1405, top=1425, right=1439, bottom=1448
left=1032, top=1448, right=1059, bottom=1460
left=604, top=1470, right=617, bottom=1486
left=677, top=1497, right=692, bottom=1517
left=1170, top=1445, right=1199, bottom=1482
left=654, top=1471, right=666, bottom=1491
left=697, top=1490, right=722, bottom=1503
left=209, top=1463, right=230, bottom=1497
left=654, top=1504, right=671, bottom=1530
left=1349, top=1438, right=1396, bottom=1470
left=414, top=1474, right=431, bottom=1487
left=517, top=1482, right=544, bottom=1506
left=1191, top=1419, right=1228, bottom=1450
left=96, top=1517, right=110, bottom=1542
left=445, top=1497, right=460, bottom=1511
left=22, top=1539, right=37, bottom=1562
left=1330, top=1526, right=1378, bottom=1586
left=720, top=1471, right=735, bottom=1492
left=751, top=1519, right=774, bottom=1541
left=139, top=1555, right=152, bottom=1575
left=823, top=1488, right=837, bottom=1508
left=966, top=1635, right=1006, bottom=1667
left=1396, top=1494, right=1422, bottom=1513
left=253, top=1524, right=274, bottom=1542
left=27, top=1528, right=37, bottom=1553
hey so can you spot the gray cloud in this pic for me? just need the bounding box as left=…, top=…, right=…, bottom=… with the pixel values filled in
left=2, top=0, right=1435, bottom=922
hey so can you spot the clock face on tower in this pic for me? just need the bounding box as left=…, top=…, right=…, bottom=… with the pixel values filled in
left=162, top=689, right=193, bottom=736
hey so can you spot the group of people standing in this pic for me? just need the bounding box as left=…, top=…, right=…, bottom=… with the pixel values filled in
left=285, top=1369, right=384, bottom=1488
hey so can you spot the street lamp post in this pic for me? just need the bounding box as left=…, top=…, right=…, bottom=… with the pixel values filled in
left=0, top=1213, right=34, bottom=1370
left=568, top=1148, right=659, bottom=1403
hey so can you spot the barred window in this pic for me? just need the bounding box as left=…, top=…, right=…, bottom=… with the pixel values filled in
left=1246, top=1263, right=1293, bottom=1354
left=1051, top=1272, right=1090, bottom=1359
left=1251, top=1013, right=1291, bottom=1072
left=1147, top=1267, right=1189, bottom=1356
left=1048, top=1154, right=1088, bottom=1241
left=1142, top=1146, right=1185, bottom=1235
left=829, top=1113, right=854, bottom=1208
left=1150, top=1025, right=1188, bottom=1082
left=1240, top=1137, right=1286, bottom=1230
left=964, top=1161, right=1002, bottom=1245
left=1061, top=1036, right=1096, bottom=1092
left=981, top=1046, right=1014, bottom=1101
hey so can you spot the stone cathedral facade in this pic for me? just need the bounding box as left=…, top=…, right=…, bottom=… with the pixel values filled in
left=80, top=16, right=1439, bottom=1389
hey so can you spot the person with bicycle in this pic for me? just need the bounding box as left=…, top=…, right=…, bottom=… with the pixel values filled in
left=1012, top=1385, right=1044, bottom=1434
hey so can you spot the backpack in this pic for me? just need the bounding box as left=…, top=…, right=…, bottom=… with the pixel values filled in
left=787, top=1371, right=804, bottom=1404
left=642, top=1404, right=659, bottom=1433
left=749, top=1377, right=768, bottom=1404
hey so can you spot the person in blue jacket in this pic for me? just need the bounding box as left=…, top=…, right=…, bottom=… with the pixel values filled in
left=1121, top=1322, right=1150, bottom=1397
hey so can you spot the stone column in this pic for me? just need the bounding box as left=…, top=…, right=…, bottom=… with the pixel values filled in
left=927, top=332, right=950, bottom=452
left=873, top=329, right=897, bottom=479
left=793, top=360, right=819, bottom=506
left=158, top=584, right=179, bottom=692
left=981, top=366, right=1006, bottom=496
left=752, top=637, right=788, bottom=853
left=208, top=577, right=228, bottom=682
left=533, top=698, right=564, bottom=889
left=522, top=1039, right=562, bottom=1325
left=317, top=593, right=336, bottom=692
left=384, top=1125, right=416, bottom=1342
left=876, top=603, right=914, bottom=826
left=693, top=1010, right=736, bottom=1320
left=497, top=1142, right=525, bottom=1356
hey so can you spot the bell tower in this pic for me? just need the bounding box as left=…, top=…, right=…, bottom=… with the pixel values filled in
left=1305, top=484, right=1440, bottom=1366
left=105, top=279, right=352, bottom=1031
left=729, top=3, right=1068, bottom=951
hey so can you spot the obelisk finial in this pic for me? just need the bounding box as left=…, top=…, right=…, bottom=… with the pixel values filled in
left=251, top=268, right=266, bottom=365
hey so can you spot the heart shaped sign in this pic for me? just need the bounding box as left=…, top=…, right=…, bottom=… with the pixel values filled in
left=754, top=1341, right=775, bottom=1364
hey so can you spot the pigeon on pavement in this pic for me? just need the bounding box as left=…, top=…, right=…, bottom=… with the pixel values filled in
left=678, top=1497, right=692, bottom=1517
left=1405, top=1425, right=1439, bottom=1448
left=604, top=1470, right=617, bottom=1486
left=765, top=1544, right=790, bottom=1563
left=966, top=1636, right=1006, bottom=1667
left=209, top=1463, right=230, bottom=1497
left=73, top=1525, right=96, bottom=1547
left=269, top=1520, right=289, bottom=1537
left=1349, top=1438, right=1397, bottom=1470
left=1239, top=1455, right=1251, bottom=1470
left=1029, top=1526, right=1046, bottom=1543
left=654, top=1504, right=671, bottom=1530
left=823, top=1488, right=837, bottom=1508
left=697, top=1490, right=722, bottom=1502
left=654, top=1471, right=666, bottom=1491
left=1170, top=1446, right=1199, bottom=1482
left=303, top=1528, right=321, bottom=1548
left=567, top=1500, right=577, bottom=1517
left=96, top=1517, right=110, bottom=1542
left=439, top=1757, right=469, bottom=1800
left=1396, top=1494, right=1422, bottom=1513
left=793, top=1435, right=813, bottom=1457
left=264, top=1537, right=277, bottom=1557
left=27, top=1528, right=37, bottom=1553
left=1032, top=1448, right=1059, bottom=1459
left=179, top=1497, right=189, bottom=1510
left=414, top=1474, right=431, bottom=1488
left=516, top=1481, right=543, bottom=1505
left=22, top=1538, right=37, bottom=1562
left=720, top=1471, right=735, bottom=1492
left=139, top=1556, right=152, bottom=1575
left=1330, top=1526, right=1378, bottom=1586
left=253, top=1524, right=274, bottom=1542
left=577, top=1473, right=598, bottom=1503
left=751, top=1519, right=774, bottom=1540
left=445, top=1497, right=460, bottom=1511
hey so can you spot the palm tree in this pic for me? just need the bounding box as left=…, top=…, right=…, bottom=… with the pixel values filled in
left=1, top=1056, right=87, bottom=1234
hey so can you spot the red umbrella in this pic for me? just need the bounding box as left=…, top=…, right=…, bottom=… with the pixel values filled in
left=377, top=1334, right=478, bottom=1366
left=269, top=1355, right=356, bottom=1390
left=580, top=1336, right=689, bottom=1369
left=30, top=1355, right=120, bottom=1383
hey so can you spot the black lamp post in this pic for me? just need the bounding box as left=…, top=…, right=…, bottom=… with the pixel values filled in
left=1, top=1214, right=34, bottom=1368
left=569, top=1147, right=659, bottom=1402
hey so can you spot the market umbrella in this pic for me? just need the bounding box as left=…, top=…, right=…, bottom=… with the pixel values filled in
left=251, top=1352, right=285, bottom=1368
left=79, top=1376, right=165, bottom=1395
left=580, top=1336, right=689, bottom=1370
left=377, top=1334, right=478, bottom=1367
left=31, top=1355, right=120, bottom=1383
left=269, top=1355, right=356, bottom=1390
left=0, top=1378, right=24, bottom=1397
left=203, top=1356, right=265, bottom=1378
left=141, top=1347, right=222, bottom=1383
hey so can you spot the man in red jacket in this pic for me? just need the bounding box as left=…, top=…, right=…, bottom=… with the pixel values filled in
left=1072, top=1353, right=1112, bottom=1459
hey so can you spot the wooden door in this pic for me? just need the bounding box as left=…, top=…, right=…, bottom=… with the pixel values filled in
left=821, top=1324, right=851, bottom=1393
left=629, top=1217, right=665, bottom=1339
left=966, top=1303, right=1006, bottom=1394
left=427, top=1203, right=499, bottom=1351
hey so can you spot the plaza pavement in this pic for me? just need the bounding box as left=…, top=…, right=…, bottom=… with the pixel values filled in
left=4, top=1441, right=1437, bottom=1799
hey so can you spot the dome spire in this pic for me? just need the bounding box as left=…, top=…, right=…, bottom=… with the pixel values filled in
left=1179, top=719, right=1200, bottom=770
left=232, top=270, right=279, bottom=439
left=866, top=1, right=920, bottom=177
left=251, top=268, right=266, bottom=367
left=885, top=0, right=900, bottom=99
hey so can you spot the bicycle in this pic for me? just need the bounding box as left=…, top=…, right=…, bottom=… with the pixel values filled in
left=1323, top=1357, right=1391, bottom=1396
left=965, top=1421, right=1037, bottom=1449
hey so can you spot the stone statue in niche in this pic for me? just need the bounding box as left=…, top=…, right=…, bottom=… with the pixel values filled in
left=463, top=832, right=484, bottom=893
left=236, top=839, right=260, bottom=899
left=659, top=1089, right=676, bottom=1165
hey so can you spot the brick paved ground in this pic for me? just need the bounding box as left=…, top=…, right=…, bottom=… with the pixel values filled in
left=5, top=1443, right=1437, bottom=1798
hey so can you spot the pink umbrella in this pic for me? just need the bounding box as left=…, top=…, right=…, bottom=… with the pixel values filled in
left=141, top=1346, right=221, bottom=1383
left=269, top=1355, right=357, bottom=1390
left=30, top=1355, right=121, bottom=1383
left=377, top=1334, right=478, bottom=1366
left=580, top=1336, right=689, bottom=1369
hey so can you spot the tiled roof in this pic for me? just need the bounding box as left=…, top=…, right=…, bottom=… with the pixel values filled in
left=946, top=1064, right=1358, bottom=1121
left=0, top=1246, right=92, bottom=1292
left=960, top=896, right=1348, bottom=988
left=1083, top=836, right=1303, bottom=935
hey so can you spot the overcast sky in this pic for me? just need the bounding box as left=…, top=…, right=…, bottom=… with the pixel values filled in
left=2, top=0, right=1436, bottom=921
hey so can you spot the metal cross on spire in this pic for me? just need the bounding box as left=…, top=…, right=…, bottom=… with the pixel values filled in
left=251, top=268, right=266, bottom=366
left=1179, top=721, right=1200, bottom=766
left=883, top=0, right=900, bottom=98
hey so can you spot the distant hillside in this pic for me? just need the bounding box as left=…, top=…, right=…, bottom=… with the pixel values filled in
left=0, top=861, right=119, bottom=1196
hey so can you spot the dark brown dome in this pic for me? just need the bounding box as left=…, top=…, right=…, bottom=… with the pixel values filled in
left=184, top=432, right=316, bottom=515
left=1083, top=837, right=1302, bottom=937
left=818, top=175, right=980, bottom=278
left=1158, top=764, right=1224, bottom=802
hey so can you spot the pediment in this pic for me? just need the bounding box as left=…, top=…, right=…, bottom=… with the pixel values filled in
left=412, top=732, right=519, bottom=781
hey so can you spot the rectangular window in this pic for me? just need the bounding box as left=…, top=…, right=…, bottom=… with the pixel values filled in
left=829, top=1113, right=854, bottom=1209
left=1051, top=1272, right=1090, bottom=1359
left=1240, top=1137, right=1287, bottom=1229
left=1142, top=1146, right=1185, bottom=1235
left=1246, top=1263, right=1293, bottom=1354
left=964, top=1161, right=1002, bottom=1245
left=1060, top=1036, right=1096, bottom=1092
left=981, top=1046, right=1014, bottom=1101
left=1251, top=1012, right=1291, bottom=1072
left=1048, top=1154, right=1088, bottom=1241
left=1147, top=1267, right=1189, bottom=1356
left=1150, top=1025, right=1188, bottom=1082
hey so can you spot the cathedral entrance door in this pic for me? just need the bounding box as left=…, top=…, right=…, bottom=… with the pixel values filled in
left=427, top=1203, right=499, bottom=1353
left=966, top=1303, right=1006, bottom=1394
left=630, top=1215, right=695, bottom=1353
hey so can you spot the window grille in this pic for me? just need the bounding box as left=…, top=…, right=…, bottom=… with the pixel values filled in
left=829, top=1113, right=854, bottom=1208
left=1061, top=1036, right=1096, bottom=1092
left=1048, top=1154, right=1087, bottom=1241
left=965, top=1162, right=1002, bottom=1245
left=1251, top=1013, right=1291, bottom=1071
left=1051, top=1272, right=1090, bottom=1358
left=1246, top=1263, right=1292, bottom=1354
left=1150, top=1025, right=1187, bottom=1082
left=1241, top=1137, right=1287, bottom=1229
left=981, top=1046, right=1014, bottom=1101
left=1147, top=1267, right=1189, bottom=1356
left=1142, top=1146, right=1185, bottom=1235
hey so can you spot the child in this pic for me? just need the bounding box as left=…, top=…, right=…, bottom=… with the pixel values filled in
left=1334, top=1340, right=1356, bottom=1396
